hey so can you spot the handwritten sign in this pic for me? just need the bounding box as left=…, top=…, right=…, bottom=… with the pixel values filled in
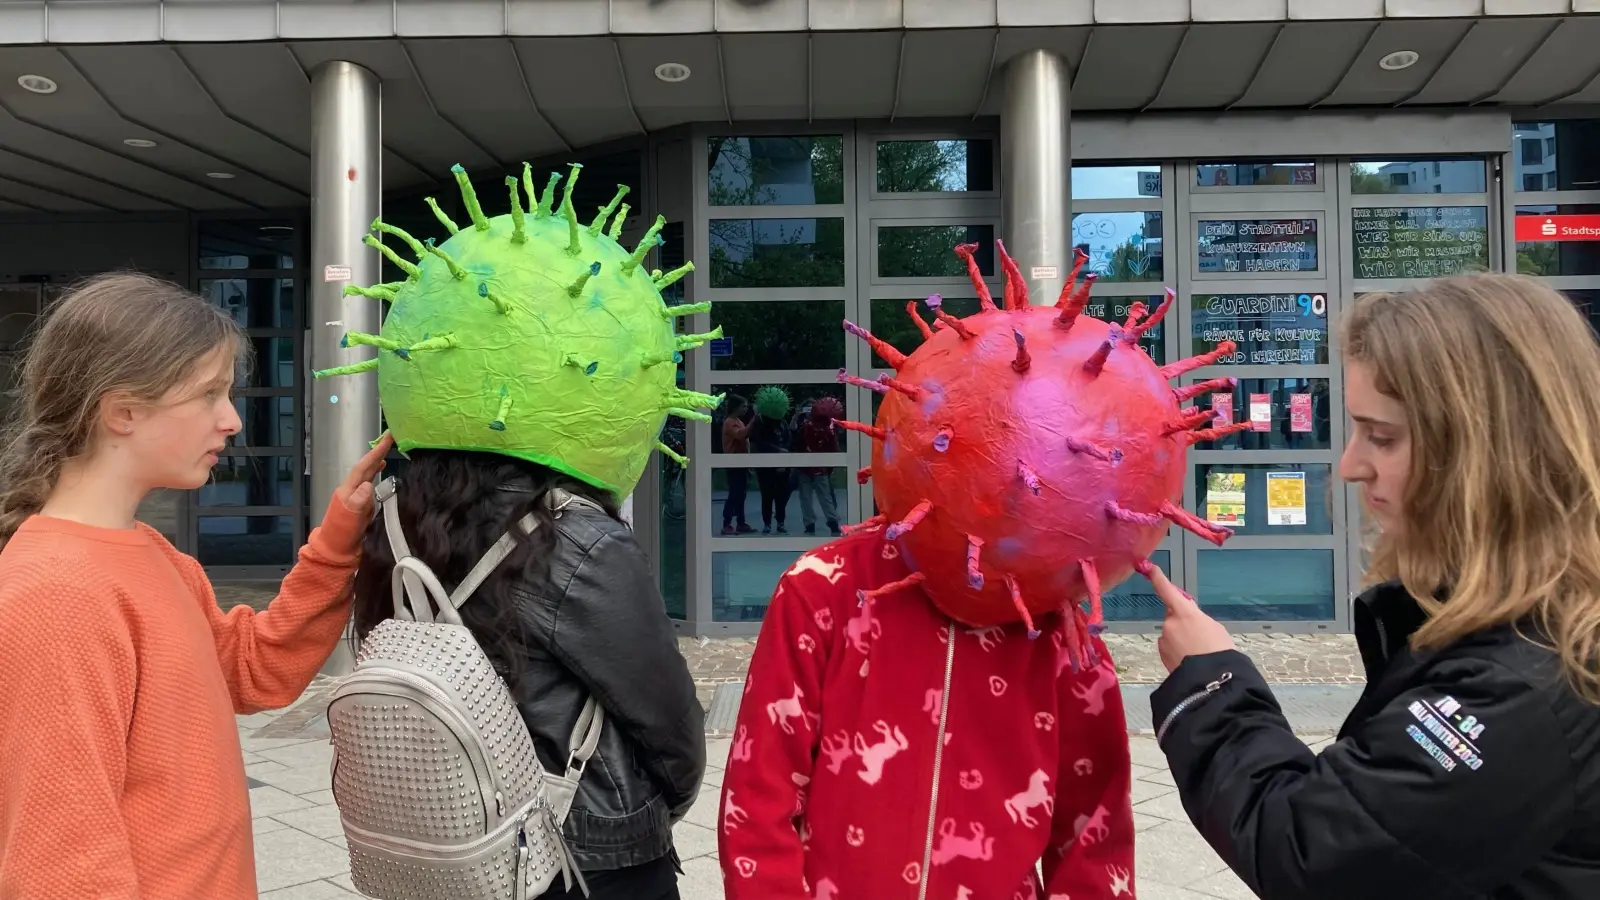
left=1197, top=219, right=1319, bottom=274
left=1190, top=293, right=1328, bottom=364
left=1352, top=206, right=1488, bottom=279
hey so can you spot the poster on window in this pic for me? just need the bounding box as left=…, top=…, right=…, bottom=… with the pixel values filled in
left=1205, top=472, right=1247, bottom=526
left=1290, top=393, right=1313, bottom=433
left=1249, top=394, right=1272, bottom=431
left=1266, top=472, right=1307, bottom=526
left=1211, top=392, right=1234, bottom=426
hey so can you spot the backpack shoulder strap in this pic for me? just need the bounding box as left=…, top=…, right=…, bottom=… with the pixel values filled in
left=442, top=487, right=607, bottom=612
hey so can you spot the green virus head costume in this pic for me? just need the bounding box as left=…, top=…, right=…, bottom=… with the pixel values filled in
left=314, top=163, right=724, bottom=498
left=753, top=384, right=792, bottom=421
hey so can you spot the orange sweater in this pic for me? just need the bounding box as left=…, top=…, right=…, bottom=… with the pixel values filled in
left=0, top=497, right=365, bottom=899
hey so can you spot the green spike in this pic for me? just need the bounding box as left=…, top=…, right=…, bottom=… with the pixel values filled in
left=654, top=262, right=695, bottom=291
left=656, top=442, right=688, bottom=466
left=506, top=176, right=528, bottom=244
left=452, top=164, right=490, bottom=232
left=342, top=331, right=404, bottom=353
left=621, top=214, right=667, bottom=275
left=424, top=197, right=459, bottom=235
left=669, top=389, right=724, bottom=411
left=568, top=261, right=602, bottom=298
left=609, top=203, right=631, bottom=240
left=313, top=357, right=380, bottom=379
left=424, top=238, right=467, bottom=281
left=667, top=407, right=713, bottom=423
left=478, top=282, right=511, bottom=315
left=659, top=300, right=710, bottom=319
left=676, top=326, right=723, bottom=351
left=343, top=284, right=398, bottom=303
left=406, top=334, right=458, bottom=355
left=588, top=184, right=632, bottom=236
left=489, top=386, right=513, bottom=431
left=536, top=172, right=561, bottom=218
left=651, top=269, right=662, bottom=280
left=641, top=348, right=676, bottom=368
left=372, top=220, right=428, bottom=262
left=560, top=163, right=584, bottom=256
left=363, top=234, right=420, bottom=279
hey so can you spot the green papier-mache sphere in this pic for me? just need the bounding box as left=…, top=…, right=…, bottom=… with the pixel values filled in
left=314, top=162, right=723, bottom=499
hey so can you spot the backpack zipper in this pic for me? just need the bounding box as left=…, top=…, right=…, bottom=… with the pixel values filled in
left=1155, top=672, right=1233, bottom=746
left=916, top=624, right=957, bottom=900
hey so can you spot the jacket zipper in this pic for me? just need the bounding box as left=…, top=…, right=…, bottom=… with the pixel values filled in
left=916, top=623, right=957, bottom=900
left=1155, top=672, right=1233, bottom=746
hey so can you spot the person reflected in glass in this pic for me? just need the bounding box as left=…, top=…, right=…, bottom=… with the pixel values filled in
left=720, top=395, right=753, bottom=535
left=750, top=386, right=794, bottom=535
left=1146, top=273, right=1600, bottom=900
left=793, top=396, right=842, bottom=537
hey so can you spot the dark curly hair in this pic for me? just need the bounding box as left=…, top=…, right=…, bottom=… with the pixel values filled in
left=350, top=449, right=622, bottom=683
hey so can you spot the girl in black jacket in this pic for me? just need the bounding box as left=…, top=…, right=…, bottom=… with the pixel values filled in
left=1148, top=273, right=1600, bottom=900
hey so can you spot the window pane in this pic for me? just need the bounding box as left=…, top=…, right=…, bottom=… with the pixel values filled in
left=1196, top=549, right=1335, bottom=621
left=715, top=384, right=850, bottom=454
left=710, top=218, right=846, bottom=288
left=659, top=222, right=687, bottom=307
left=657, top=420, right=687, bottom=619
left=231, top=395, right=296, bottom=449
left=708, top=301, right=846, bottom=370
left=878, top=225, right=996, bottom=278
left=1191, top=378, right=1333, bottom=451
left=714, top=550, right=807, bottom=621
left=1103, top=550, right=1170, bottom=622
left=708, top=136, right=844, bottom=206
left=1197, top=218, right=1318, bottom=275
left=1194, top=464, right=1334, bottom=536
left=1073, top=165, right=1163, bottom=200
left=1351, top=206, right=1488, bottom=280
left=1350, top=160, right=1486, bottom=195
left=200, top=456, right=297, bottom=507
left=1516, top=204, right=1600, bottom=277
left=1564, top=288, right=1600, bottom=339
left=238, top=337, right=297, bottom=388
left=708, top=465, right=849, bottom=538
left=1190, top=293, right=1329, bottom=365
left=200, top=278, right=296, bottom=329
left=1513, top=121, right=1600, bottom=193
left=868, top=296, right=985, bottom=367
left=197, top=515, right=297, bottom=566
left=198, top=220, right=296, bottom=270
left=1196, top=161, right=1316, bottom=187
left=1073, top=212, right=1164, bottom=282
left=876, top=140, right=994, bottom=192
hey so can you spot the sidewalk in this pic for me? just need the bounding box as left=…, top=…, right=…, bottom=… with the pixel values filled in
left=243, top=634, right=1361, bottom=898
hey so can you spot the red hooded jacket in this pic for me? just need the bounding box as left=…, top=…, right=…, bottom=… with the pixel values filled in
left=718, top=527, right=1136, bottom=900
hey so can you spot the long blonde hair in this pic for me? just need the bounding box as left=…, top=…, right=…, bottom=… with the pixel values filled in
left=0, top=272, right=242, bottom=545
left=1345, top=273, right=1600, bottom=701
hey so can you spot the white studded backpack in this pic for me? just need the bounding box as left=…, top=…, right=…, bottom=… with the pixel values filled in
left=328, top=476, right=606, bottom=899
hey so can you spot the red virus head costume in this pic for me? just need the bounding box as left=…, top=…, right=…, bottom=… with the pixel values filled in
left=835, top=241, right=1247, bottom=668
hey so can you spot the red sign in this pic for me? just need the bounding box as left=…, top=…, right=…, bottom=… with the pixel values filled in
left=1515, top=214, right=1600, bottom=242
left=1290, top=393, right=1312, bottom=433
left=1210, top=393, right=1233, bottom=426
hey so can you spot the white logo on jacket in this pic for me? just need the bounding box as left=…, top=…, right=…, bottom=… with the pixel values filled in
left=854, top=721, right=909, bottom=784
left=1004, top=770, right=1054, bottom=827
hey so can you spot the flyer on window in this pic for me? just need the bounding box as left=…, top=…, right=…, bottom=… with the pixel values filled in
left=1290, top=393, right=1313, bottom=433
left=1266, top=471, right=1307, bottom=526
left=1249, top=393, right=1272, bottom=432
left=1205, top=471, right=1247, bottom=526
left=1211, top=392, right=1233, bottom=426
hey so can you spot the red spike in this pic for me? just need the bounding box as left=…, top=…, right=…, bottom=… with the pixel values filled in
left=1006, top=574, right=1040, bottom=639
left=842, top=514, right=887, bottom=535
left=1063, top=246, right=1089, bottom=295
left=1082, top=326, right=1120, bottom=377
left=1011, top=329, right=1032, bottom=374
left=885, top=499, right=933, bottom=541
left=1173, top=376, right=1238, bottom=404
left=995, top=239, right=1030, bottom=310
left=836, top=420, right=886, bottom=441
left=878, top=373, right=926, bottom=401
left=933, top=426, right=954, bottom=452
left=1066, top=436, right=1122, bottom=464
left=934, top=309, right=977, bottom=339
left=906, top=300, right=934, bottom=341
left=842, top=319, right=907, bottom=369
left=966, top=535, right=985, bottom=589
left=1054, top=272, right=1098, bottom=331
left=1128, top=287, right=1176, bottom=343
left=1162, top=407, right=1214, bottom=436
left=1179, top=422, right=1254, bottom=447
left=858, top=571, right=927, bottom=606
left=953, top=243, right=997, bottom=311
left=1161, top=500, right=1232, bottom=546
left=856, top=465, right=872, bottom=484
left=1160, top=339, right=1237, bottom=380
left=837, top=368, right=888, bottom=394
left=1080, top=558, right=1104, bottom=631
left=1105, top=501, right=1164, bottom=527
left=1017, top=459, right=1042, bottom=496
left=1121, top=301, right=1148, bottom=332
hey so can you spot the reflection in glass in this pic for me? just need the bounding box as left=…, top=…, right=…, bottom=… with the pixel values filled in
left=197, top=515, right=297, bottom=567
left=876, top=140, right=994, bottom=192
left=1196, top=549, right=1335, bottom=621
left=711, top=383, right=848, bottom=455
left=1196, top=161, right=1316, bottom=188
left=1351, top=207, right=1488, bottom=279
left=1102, top=550, right=1170, bottom=622
left=230, top=396, right=296, bottom=449
left=1516, top=205, right=1600, bottom=278
left=868, top=297, right=985, bottom=367
left=1083, top=296, right=1167, bottom=365
left=710, top=218, right=846, bottom=288
left=197, top=221, right=297, bottom=270
left=878, top=225, right=995, bottom=278
left=708, top=136, right=844, bottom=206
left=709, top=465, right=847, bottom=538
left=708, top=301, right=847, bottom=371
left=1350, top=160, right=1486, bottom=195
left=1192, top=378, right=1333, bottom=451
left=1197, top=219, right=1317, bottom=275
left=1192, top=464, right=1333, bottom=536
left=1190, top=293, right=1329, bottom=365
left=714, top=550, right=808, bottom=621
left=1072, top=213, right=1163, bottom=282
left=657, top=418, right=687, bottom=619
left=200, top=278, right=296, bottom=329
left=1072, top=165, right=1162, bottom=200
left=200, top=456, right=297, bottom=508
left=1513, top=121, right=1600, bottom=193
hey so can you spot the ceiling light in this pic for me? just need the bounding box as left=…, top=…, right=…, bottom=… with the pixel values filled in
left=16, top=74, right=57, bottom=94
left=123, top=138, right=157, bottom=148
left=206, top=172, right=235, bottom=180
left=654, top=62, right=691, bottom=83
left=1379, top=50, right=1419, bottom=71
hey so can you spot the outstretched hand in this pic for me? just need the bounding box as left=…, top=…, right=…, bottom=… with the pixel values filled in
left=1140, top=561, right=1237, bottom=673
left=334, top=432, right=395, bottom=519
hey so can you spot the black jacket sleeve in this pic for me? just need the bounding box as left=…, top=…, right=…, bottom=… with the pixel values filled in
left=1150, top=648, right=1576, bottom=900
left=547, top=526, right=707, bottom=822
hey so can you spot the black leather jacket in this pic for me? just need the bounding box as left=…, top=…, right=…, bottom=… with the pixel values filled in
left=505, top=502, right=706, bottom=871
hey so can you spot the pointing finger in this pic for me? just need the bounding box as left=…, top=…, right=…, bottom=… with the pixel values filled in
left=1136, top=560, right=1201, bottom=616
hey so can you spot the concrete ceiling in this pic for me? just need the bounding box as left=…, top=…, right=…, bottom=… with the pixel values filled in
left=2, top=16, right=1600, bottom=212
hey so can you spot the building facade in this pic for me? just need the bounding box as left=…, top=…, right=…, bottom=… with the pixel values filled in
left=4, top=2, right=1600, bottom=639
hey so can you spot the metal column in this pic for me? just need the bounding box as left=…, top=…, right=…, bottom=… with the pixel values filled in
left=1000, top=49, right=1073, bottom=305
left=309, top=60, right=382, bottom=675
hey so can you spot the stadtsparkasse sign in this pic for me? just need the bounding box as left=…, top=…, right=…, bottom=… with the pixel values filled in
left=1515, top=215, right=1600, bottom=242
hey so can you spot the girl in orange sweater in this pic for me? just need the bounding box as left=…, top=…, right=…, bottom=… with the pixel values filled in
left=0, top=272, right=392, bottom=899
